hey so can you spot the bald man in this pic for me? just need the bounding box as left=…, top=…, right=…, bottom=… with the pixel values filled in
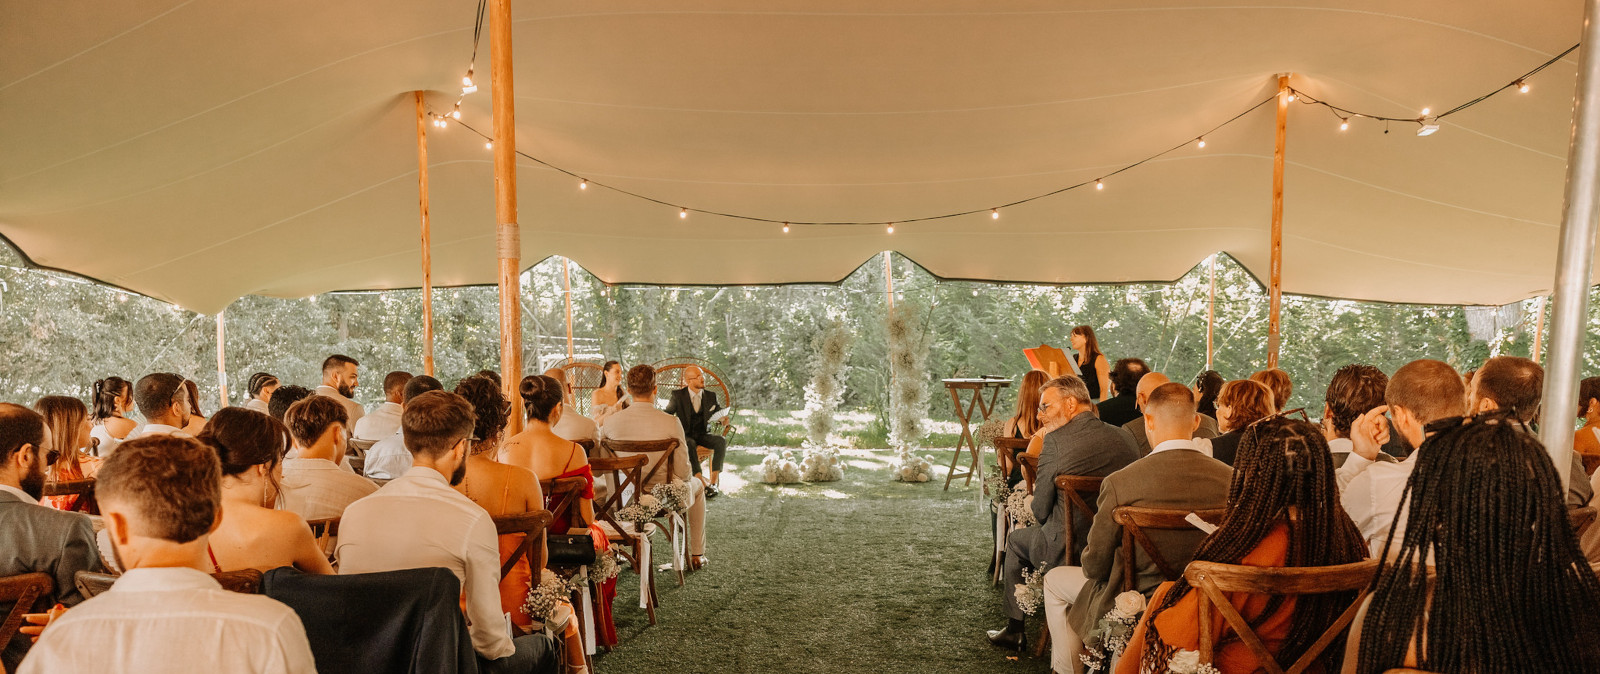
left=664, top=366, right=727, bottom=496
left=1120, top=372, right=1220, bottom=455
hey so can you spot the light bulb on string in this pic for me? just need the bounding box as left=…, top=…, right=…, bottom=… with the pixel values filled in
left=782, top=223, right=790, bottom=233
left=1518, top=80, right=1530, bottom=93
left=1095, top=179, right=1104, bottom=191
left=1339, top=118, right=1349, bottom=131
left=991, top=209, right=1000, bottom=220
left=485, top=140, right=493, bottom=150
left=1196, top=137, right=1206, bottom=149
left=886, top=223, right=895, bottom=234
left=463, top=71, right=474, bottom=87
left=450, top=105, right=461, bottom=120
left=1420, top=107, right=1431, bottom=116
left=679, top=208, right=688, bottom=219
left=1286, top=92, right=1297, bottom=102
left=579, top=179, right=587, bottom=190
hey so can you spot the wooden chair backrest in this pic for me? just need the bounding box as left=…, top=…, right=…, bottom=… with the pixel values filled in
left=1583, top=453, right=1600, bottom=476
left=993, top=437, right=1029, bottom=479
left=305, top=517, right=340, bottom=554
left=493, top=510, right=555, bottom=579
left=575, top=438, right=596, bottom=456
left=1053, top=475, right=1104, bottom=566
left=1017, top=453, right=1038, bottom=494
left=1112, top=506, right=1228, bottom=592
left=1570, top=505, right=1598, bottom=539
left=75, top=569, right=261, bottom=599
left=589, top=455, right=647, bottom=545
left=540, top=476, right=591, bottom=533
left=0, top=572, right=52, bottom=650
left=42, top=478, right=97, bottom=514
left=1186, top=559, right=1380, bottom=674
left=601, top=438, right=682, bottom=487
left=652, top=358, right=735, bottom=414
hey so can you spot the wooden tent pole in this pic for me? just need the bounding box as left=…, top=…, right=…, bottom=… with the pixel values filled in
left=1533, top=295, right=1549, bottom=363
left=215, top=310, right=229, bottom=409
left=563, top=257, right=575, bottom=360
left=415, top=91, right=436, bottom=377
left=1266, top=74, right=1290, bottom=369
left=885, top=252, right=895, bottom=310
left=489, top=0, right=524, bottom=433
left=1206, top=254, right=1217, bottom=370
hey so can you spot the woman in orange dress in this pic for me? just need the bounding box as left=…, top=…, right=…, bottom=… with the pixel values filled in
left=1117, top=417, right=1367, bottom=674
left=33, top=396, right=102, bottom=512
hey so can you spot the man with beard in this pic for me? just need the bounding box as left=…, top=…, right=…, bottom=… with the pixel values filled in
left=314, top=354, right=364, bottom=428
left=336, top=391, right=557, bottom=673
left=0, top=403, right=104, bottom=672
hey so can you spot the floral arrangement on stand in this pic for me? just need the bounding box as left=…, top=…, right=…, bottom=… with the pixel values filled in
left=890, top=449, right=933, bottom=482
left=760, top=450, right=802, bottom=484
left=650, top=480, right=691, bottom=512
left=803, top=318, right=853, bottom=447
left=799, top=447, right=844, bottom=482
left=1014, top=565, right=1049, bottom=615
left=1005, top=489, right=1037, bottom=527
left=1081, top=591, right=1155, bottom=672
left=886, top=303, right=930, bottom=451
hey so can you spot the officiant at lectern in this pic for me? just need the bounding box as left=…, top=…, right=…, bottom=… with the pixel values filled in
left=665, top=366, right=727, bottom=497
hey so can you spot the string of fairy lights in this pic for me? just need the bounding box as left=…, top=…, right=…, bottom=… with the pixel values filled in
left=419, top=1, right=1579, bottom=235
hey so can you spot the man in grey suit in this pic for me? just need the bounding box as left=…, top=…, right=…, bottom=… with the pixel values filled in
left=0, top=403, right=104, bottom=671
left=987, top=375, right=1137, bottom=652
left=1039, top=383, right=1232, bottom=673
left=1122, top=372, right=1219, bottom=455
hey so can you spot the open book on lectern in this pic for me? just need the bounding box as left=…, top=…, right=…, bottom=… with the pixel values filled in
left=1023, top=345, right=1081, bottom=378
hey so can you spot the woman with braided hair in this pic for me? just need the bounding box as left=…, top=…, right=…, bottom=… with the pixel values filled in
left=1118, top=416, right=1367, bottom=673
left=243, top=372, right=280, bottom=414
left=1343, top=414, right=1600, bottom=673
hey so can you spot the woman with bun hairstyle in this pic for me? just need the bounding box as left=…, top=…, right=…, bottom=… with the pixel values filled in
left=88, top=376, right=137, bottom=455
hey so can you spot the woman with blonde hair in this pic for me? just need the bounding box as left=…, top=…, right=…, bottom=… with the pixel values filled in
left=1212, top=379, right=1277, bottom=466
left=1070, top=326, right=1112, bottom=402
left=33, top=396, right=101, bottom=512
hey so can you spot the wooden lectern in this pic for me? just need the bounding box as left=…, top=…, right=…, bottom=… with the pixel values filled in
left=1024, top=345, right=1073, bottom=378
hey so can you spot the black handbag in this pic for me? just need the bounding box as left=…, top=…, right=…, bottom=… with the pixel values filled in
left=547, top=533, right=597, bottom=566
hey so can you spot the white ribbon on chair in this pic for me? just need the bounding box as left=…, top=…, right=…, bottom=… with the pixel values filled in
left=579, top=569, right=596, bottom=655
left=670, top=512, right=687, bottom=572
left=637, top=527, right=652, bottom=609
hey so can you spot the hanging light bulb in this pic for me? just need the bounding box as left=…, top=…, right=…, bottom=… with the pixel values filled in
left=485, top=140, right=493, bottom=149
left=1286, top=92, right=1297, bottom=102
left=1518, top=80, right=1530, bottom=93
left=1420, top=107, right=1431, bottom=116
left=1095, top=179, right=1104, bottom=190
left=462, top=71, right=474, bottom=87
left=1196, top=137, right=1206, bottom=149
left=1339, top=118, right=1349, bottom=131
left=450, top=104, right=461, bottom=120
left=579, top=179, right=588, bottom=190
left=886, top=223, right=895, bottom=234
left=991, top=209, right=1000, bottom=220
left=679, top=208, right=688, bottom=219
left=782, top=223, right=790, bottom=233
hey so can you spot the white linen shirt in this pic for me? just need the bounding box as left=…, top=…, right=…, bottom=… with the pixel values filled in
left=244, top=398, right=270, bottom=414
left=279, top=457, right=378, bottom=521
left=336, top=466, right=513, bottom=661
left=362, top=431, right=413, bottom=480
left=552, top=411, right=600, bottom=446
left=600, top=401, right=692, bottom=489
left=1338, top=451, right=1419, bottom=556
left=314, top=386, right=366, bottom=427
left=18, top=566, right=315, bottom=674
left=1148, top=437, right=1212, bottom=458
left=131, top=423, right=189, bottom=439
left=352, top=402, right=402, bottom=441
left=1327, top=437, right=1354, bottom=465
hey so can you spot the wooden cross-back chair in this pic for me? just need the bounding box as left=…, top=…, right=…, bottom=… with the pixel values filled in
left=1112, top=506, right=1229, bottom=592
left=652, top=358, right=737, bottom=441
left=1055, top=475, right=1104, bottom=567
left=1186, top=559, right=1379, bottom=674
left=492, top=510, right=554, bottom=582
left=0, top=572, right=52, bottom=653
left=305, top=517, right=340, bottom=560
left=74, top=569, right=262, bottom=599
left=589, top=454, right=658, bottom=625
left=1017, top=453, right=1039, bottom=494
left=992, top=438, right=1028, bottom=484
left=601, top=438, right=689, bottom=587
left=1570, top=505, right=1598, bottom=539
left=555, top=360, right=607, bottom=416
left=43, top=478, right=97, bottom=514
left=540, top=477, right=591, bottom=535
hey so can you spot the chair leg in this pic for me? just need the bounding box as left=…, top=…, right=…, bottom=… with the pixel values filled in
left=1033, top=624, right=1050, bottom=658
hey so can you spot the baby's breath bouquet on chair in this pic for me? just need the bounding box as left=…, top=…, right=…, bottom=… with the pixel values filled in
left=649, top=480, right=691, bottom=512
left=523, top=570, right=572, bottom=625
left=1013, top=565, right=1048, bottom=615
left=1080, top=590, right=1149, bottom=672
left=1005, top=489, right=1036, bottom=527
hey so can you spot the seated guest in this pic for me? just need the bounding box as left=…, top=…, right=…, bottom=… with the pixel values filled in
left=1337, top=359, right=1465, bottom=554
left=353, top=371, right=410, bottom=441
left=988, top=374, right=1138, bottom=651
left=337, top=391, right=558, bottom=673
left=664, top=365, right=727, bottom=496
left=1250, top=367, right=1293, bottom=412
left=504, top=376, right=599, bottom=528
left=1322, top=364, right=1390, bottom=468
left=130, top=372, right=191, bottom=438
left=0, top=404, right=104, bottom=672
left=19, top=435, right=315, bottom=674
left=364, top=375, right=443, bottom=480
left=1040, top=383, right=1232, bottom=670
left=1211, top=379, right=1276, bottom=466
left=244, top=372, right=279, bottom=414
left=198, top=408, right=333, bottom=575
left=181, top=379, right=209, bottom=436
left=267, top=385, right=312, bottom=421
left=278, top=396, right=376, bottom=521
left=543, top=368, right=599, bottom=446
left=602, top=365, right=708, bottom=569
left=1002, top=370, right=1049, bottom=485
left=32, top=396, right=101, bottom=511
left=1193, top=369, right=1223, bottom=419
left=590, top=360, right=627, bottom=425
left=89, top=376, right=137, bottom=456
left=450, top=377, right=548, bottom=631
left=1341, top=417, right=1600, bottom=673
left=1466, top=355, right=1591, bottom=506
left=1576, top=377, right=1600, bottom=474
left=1122, top=372, right=1220, bottom=455
left=314, top=354, right=365, bottom=427
left=476, top=369, right=502, bottom=387
left=1117, top=416, right=1367, bottom=674
left=1096, top=358, right=1148, bottom=428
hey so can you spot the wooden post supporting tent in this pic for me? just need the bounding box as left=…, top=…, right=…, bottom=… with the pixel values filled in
left=1266, top=74, right=1290, bottom=369
left=1532, top=295, right=1548, bottom=363
left=489, top=0, right=524, bottom=434
left=884, top=252, right=895, bottom=310
left=1539, top=0, right=1600, bottom=493
left=215, top=311, right=229, bottom=409
left=415, top=91, right=435, bottom=377
left=563, top=258, right=575, bottom=360
left=1206, top=254, right=1217, bottom=370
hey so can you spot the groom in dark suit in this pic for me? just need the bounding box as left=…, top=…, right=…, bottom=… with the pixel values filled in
left=664, top=366, right=727, bottom=497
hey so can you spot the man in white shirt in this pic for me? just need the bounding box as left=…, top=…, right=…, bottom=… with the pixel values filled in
left=20, top=435, right=315, bottom=674
left=601, top=365, right=708, bottom=567
left=314, top=354, right=365, bottom=428
left=353, top=371, right=410, bottom=442
left=279, top=396, right=377, bottom=520
left=1338, top=359, right=1467, bottom=555
left=1321, top=364, right=1390, bottom=468
left=364, top=375, right=443, bottom=480
left=130, top=372, right=191, bottom=439
left=541, top=368, right=599, bottom=446
left=337, top=391, right=557, bottom=673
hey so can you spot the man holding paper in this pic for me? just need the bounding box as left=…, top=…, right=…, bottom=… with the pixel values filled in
left=664, top=366, right=728, bottom=497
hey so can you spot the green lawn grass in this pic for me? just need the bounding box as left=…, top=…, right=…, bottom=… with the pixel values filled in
left=591, top=446, right=1051, bottom=674
left=733, top=409, right=964, bottom=450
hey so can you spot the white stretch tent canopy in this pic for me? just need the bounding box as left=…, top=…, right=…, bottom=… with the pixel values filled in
left=0, top=0, right=1589, bottom=314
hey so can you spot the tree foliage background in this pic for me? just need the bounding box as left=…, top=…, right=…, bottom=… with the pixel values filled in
left=0, top=242, right=1575, bottom=423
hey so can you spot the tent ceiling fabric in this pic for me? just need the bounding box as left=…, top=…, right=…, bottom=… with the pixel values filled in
left=0, top=0, right=1587, bottom=313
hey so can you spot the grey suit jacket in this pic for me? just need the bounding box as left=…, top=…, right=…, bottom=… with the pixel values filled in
left=0, top=491, right=104, bottom=671
left=1066, top=448, right=1233, bottom=637
left=1123, top=413, right=1220, bottom=456
left=1028, top=413, right=1138, bottom=564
